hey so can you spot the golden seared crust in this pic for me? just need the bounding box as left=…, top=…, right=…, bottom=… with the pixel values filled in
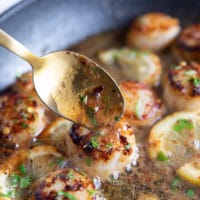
left=120, top=81, right=164, bottom=127
left=163, top=61, right=200, bottom=111
left=40, top=118, right=138, bottom=180
left=127, top=12, right=180, bottom=51
left=69, top=118, right=134, bottom=161
left=173, top=24, right=200, bottom=62
left=0, top=93, right=46, bottom=149
left=98, top=48, right=162, bottom=87
left=29, top=168, right=95, bottom=200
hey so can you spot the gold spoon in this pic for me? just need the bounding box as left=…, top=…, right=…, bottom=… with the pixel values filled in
left=0, top=29, right=124, bottom=129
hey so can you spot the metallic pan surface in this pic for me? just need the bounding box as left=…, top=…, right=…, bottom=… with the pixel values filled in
left=0, top=0, right=200, bottom=90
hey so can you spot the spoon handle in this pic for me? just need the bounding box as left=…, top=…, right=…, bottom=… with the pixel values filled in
left=0, top=29, right=40, bottom=66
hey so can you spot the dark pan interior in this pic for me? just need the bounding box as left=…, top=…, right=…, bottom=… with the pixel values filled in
left=0, top=0, right=200, bottom=90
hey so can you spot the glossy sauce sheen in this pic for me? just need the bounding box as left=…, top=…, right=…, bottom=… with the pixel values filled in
left=70, top=30, right=200, bottom=200
left=52, top=53, right=124, bottom=129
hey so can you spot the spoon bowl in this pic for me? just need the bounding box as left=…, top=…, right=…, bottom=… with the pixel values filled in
left=0, top=29, right=124, bottom=129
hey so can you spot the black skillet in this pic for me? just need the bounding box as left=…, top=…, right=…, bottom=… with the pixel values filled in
left=0, top=0, right=199, bottom=90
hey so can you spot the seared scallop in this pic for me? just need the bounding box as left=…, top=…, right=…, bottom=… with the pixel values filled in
left=163, top=61, right=200, bottom=112
left=39, top=118, right=139, bottom=180
left=12, top=71, right=35, bottom=97
left=98, top=48, right=162, bottom=86
left=0, top=92, right=46, bottom=149
left=12, top=71, right=71, bottom=122
left=29, top=168, right=95, bottom=200
left=127, top=12, right=180, bottom=51
left=120, top=81, right=164, bottom=127
left=0, top=145, right=63, bottom=200
left=173, top=24, right=200, bottom=62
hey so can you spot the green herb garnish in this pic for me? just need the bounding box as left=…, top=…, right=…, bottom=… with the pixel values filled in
left=86, top=157, right=92, bottom=166
left=86, top=107, right=98, bottom=126
left=57, top=157, right=64, bottom=166
left=90, top=137, right=99, bottom=148
left=157, top=151, right=168, bottom=161
left=186, top=189, right=195, bottom=198
left=106, top=143, right=113, bottom=150
left=67, top=170, right=74, bottom=179
left=114, top=116, right=120, bottom=122
left=10, top=174, right=31, bottom=189
left=87, top=189, right=97, bottom=196
left=191, top=77, right=200, bottom=87
left=19, top=164, right=26, bottom=175
left=79, top=95, right=87, bottom=104
left=21, top=113, right=28, bottom=119
left=0, top=191, right=14, bottom=197
left=57, top=191, right=77, bottom=200
left=10, top=174, right=21, bottom=187
left=125, top=143, right=131, bottom=150
left=171, top=176, right=181, bottom=191
left=21, top=123, right=28, bottom=129
left=173, top=119, right=194, bottom=132
left=19, top=176, right=31, bottom=189
left=10, top=164, right=32, bottom=190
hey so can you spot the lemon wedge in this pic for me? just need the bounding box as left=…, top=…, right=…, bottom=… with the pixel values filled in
left=149, top=111, right=200, bottom=160
left=177, top=160, right=200, bottom=185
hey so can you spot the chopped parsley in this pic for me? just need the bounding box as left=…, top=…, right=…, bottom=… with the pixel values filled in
left=10, top=174, right=31, bottom=189
left=173, top=119, right=194, bottom=132
left=9, top=164, right=32, bottom=190
left=79, top=95, right=87, bottom=104
left=106, top=143, right=113, bottom=150
left=171, top=176, right=181, bottom=191
left=157, top=151, right=168, bottom=162
left=0, top=191, right=14, bottom=197
left=125, top=143, right=131, bottom=150
left=191, top=77, right=200, bottom=87
left=19, top=176, right=31, bottom=189
left=19, top=164, right=26, bottom=175
left=86, top=107, right=98, bottom=126
left=57, top=157, right=65, bottom=166
left=87, top=189, right=97, bottom=196
left=186, top=189, right=195, bottom=198
left=57, top=191, right=77, bottom=200
left=86, top=157, right=92, bottom=166
left=67, top=170, right=74, bottom=179
left=21, top=123, right=28, bottom=129
left=114, top=116, right=120, bottom=122
left=90, top=137, right=99, bottom=148
left=10, top=174, right=21, bottom=187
